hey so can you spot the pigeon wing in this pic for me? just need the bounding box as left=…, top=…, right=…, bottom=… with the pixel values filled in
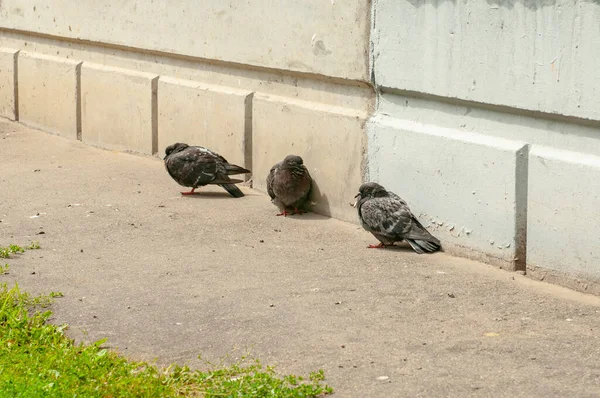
left=359, top=196, right=411, bottom=239
left=164, top=156, right=183, bottom=185
left=189, top=145, right=229, bottom=163
left=294, top=165, right=312, bottom=206
left=393, top=207, right=441, bottom=245
left=169, top=147, right=221, bottom=187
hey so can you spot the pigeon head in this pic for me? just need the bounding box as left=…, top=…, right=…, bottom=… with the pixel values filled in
left=164, top=143, right=189, bottom=159
left=282, top=155, right=304, bottom=166
left=352, top=182, right=387, bottom=207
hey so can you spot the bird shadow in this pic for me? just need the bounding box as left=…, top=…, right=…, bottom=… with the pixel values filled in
left=303, top=179, right=332, bottom=219
left=370, top=242, right=445, bottom=254
left=276, top=211, right=331, bottom=222
left=178, top=190, right=261, bottom=199
left=370, top=242, right=417, bottom=252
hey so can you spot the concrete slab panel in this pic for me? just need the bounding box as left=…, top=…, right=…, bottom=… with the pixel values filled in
left=81, top=63, right=158, bottom=155
left=158, top=77, right=252, bottom=168
left=527, top=147, right=600, bottom=280
left=253, top=94, right=367, bottom=222
left=0, top=48, right=18, bottom=120
left=18, top=52, right=80, bottom=138
left=367, top=115, right=529, bottom=270
left=373, top=0, right=600, bottom=121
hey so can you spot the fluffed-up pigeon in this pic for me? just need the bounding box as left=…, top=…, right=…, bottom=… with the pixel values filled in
left=353, top=182, right=441, bottom=253
left=266, top=155, right=312, bottom=216
left=164, top=143, right=251, bottom=198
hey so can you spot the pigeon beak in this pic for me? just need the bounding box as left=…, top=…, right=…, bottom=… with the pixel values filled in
left=351, top=193, right=360, bottom=208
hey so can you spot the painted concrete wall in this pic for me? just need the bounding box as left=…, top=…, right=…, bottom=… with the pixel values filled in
left=369, top=0, right=600, bottom=280
left=373, top=0, right=600, bottom=121
left=0, top=0, right=598, bottom=285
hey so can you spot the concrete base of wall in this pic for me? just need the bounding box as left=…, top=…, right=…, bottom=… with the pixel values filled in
left=526, top=264, right=600, bottom=297
left=81, top=63, right=158, bottom=155
left=18, top=52, right=81, bottom=139
left=0, top=48, right=18, bottom=120
left=527, top=147, right=600, bottom=280
left=158, top=77, right=252, bottom=169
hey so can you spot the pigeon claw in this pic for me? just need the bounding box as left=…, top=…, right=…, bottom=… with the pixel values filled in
left=277, top=208, right=305, bottom=217
left=367, top=243, right=385, bottom=249
left=181, top=188, right=196, bottom=196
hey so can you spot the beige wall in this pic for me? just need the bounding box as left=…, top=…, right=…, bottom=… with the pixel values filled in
left=0, top=0, right=370, bottom=80
left=0, top=48, right=18, bottom=120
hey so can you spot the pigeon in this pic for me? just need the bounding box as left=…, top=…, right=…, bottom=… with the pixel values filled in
left=266, top=155, right=312, bottom=216
left=164, top=143, right=251, bottom=198
left=353, top=182, right=441, bottom=253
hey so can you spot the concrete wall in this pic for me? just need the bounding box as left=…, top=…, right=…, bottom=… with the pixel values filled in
left=1, top=0, right=599, bottom=285
left=369, top=0, right=600, bottom=281
left=0, top=0, right=370, bottom=80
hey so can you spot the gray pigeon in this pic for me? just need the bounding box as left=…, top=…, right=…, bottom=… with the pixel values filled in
left=164, top=143, right=250, bottom=198
left=353, top=182, right=441, bottom=253
left=266, top=155, right=312, bottom=216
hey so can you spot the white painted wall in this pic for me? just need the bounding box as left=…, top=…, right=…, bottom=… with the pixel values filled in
left=373, top=0, right=600, bottom=121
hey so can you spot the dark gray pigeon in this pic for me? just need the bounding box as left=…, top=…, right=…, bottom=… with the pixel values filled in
left=164, top=143, right=250, bottom=198
left=353, top=182, right=441, bottom=253
left=266, top=155, right=312, bottom=216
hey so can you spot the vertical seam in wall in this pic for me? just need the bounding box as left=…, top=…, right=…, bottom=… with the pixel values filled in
left=514, top=143, right=530, bottom=272
left=369, top=0, right=377, bottom=90
left=75, top=62, right=82, bottom=140
left=244, top=92, right=254, bottom=184
left=13, top=50, right=20, bottom=121
left=151, top=76, right=159, bottom=155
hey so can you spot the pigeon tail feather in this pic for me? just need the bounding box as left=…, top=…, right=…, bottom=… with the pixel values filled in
left=406, top=239, right=425, bottom=254
left=406, top=239, right=440, bottom=254
left=220, top=184, right=245, bottom=198
left=224, top=164, right=251, bottom=175
left=209, top=178, right=244, bottom=184
left=404, top=227, right=441, bottom=246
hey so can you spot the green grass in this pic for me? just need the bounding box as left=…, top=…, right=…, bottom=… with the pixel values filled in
left=0, top=244, right=25, bottom=259
left=0, top=242, right=40, bottom=259
left=0, top=284, right=333, bottom=397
